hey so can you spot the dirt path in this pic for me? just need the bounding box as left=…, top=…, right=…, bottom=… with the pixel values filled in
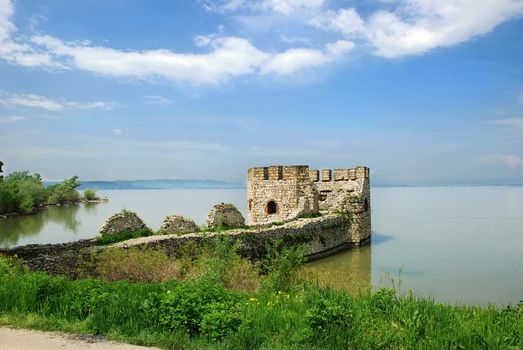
left=0, top=327, right=161, bottom=350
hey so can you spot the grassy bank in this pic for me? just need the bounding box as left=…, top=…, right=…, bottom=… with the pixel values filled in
left=1, top=246, right=522, bottom=350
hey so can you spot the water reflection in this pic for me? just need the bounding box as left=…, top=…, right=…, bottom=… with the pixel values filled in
left=0, top=204, right=81, bottom=247
left=369, top=232, right=394, bottom=245
left=0, top=213, right=45, bottom=247
left=43, top=205, right=80, bottom=233
left=302, top=245, right=372, bottom=296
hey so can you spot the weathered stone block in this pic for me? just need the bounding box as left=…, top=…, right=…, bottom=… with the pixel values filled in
left=207, top=202, right=245, bottom=228
left=321, top=169, right=332, bottom=182
left=99, top=212, right=147, bottom=236
left=161, top=215, right=198, bottom=234
left=309, top=169, right=319, bottom=182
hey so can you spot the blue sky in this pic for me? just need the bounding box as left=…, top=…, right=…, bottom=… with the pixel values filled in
left=0, top=0, right=522, bottom=185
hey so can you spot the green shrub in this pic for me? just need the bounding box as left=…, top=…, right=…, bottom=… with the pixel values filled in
left=262, top=244, right=306, bottom=292
left=154, top=279, right=243, bottom=336
left=0, top=171, right=47, bottom=214
left=46, top=176, right=81, bottom=205
left=83, top=188, right=98, bottom=200
left=91, top=247, right=182, bottom=282
left=96, top=228, right=153, bottom=245
left=306, top=289, right=353, bottom=334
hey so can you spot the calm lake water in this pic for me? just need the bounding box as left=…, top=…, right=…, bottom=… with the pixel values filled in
left=1, top=186, right=522, bottom=305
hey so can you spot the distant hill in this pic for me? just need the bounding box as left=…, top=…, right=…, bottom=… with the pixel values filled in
left=44, top=179, right=245, bottom=190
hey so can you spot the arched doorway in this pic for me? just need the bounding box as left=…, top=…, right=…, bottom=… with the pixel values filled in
left=266, top=200, right=278, bottom=214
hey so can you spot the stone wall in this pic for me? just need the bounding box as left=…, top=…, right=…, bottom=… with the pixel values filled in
left=247, top=165, right=318, bottom=225
left=312, top=166, right=371, bottom=242
left=247, top=164, right=371, bottom=242
left=0, top=214, right=368, bottom=277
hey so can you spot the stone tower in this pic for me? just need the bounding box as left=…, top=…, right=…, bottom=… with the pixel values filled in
left=247, top=164, right=371, bottom=244
left=247, top=165, right=318, bottom=225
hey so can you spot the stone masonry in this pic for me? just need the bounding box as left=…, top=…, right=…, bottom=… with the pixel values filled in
left=161, top=215, right=198, bottom=235
left=247, top=165, right=318, bottom=225
left=247, top=165, right=370, bottom=243
left=207, top=203, right=245, bottom=228
left=99, top=211, right=148, bottom=236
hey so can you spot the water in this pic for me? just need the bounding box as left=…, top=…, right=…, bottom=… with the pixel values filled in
left=1, top=186, right=522, bottom=305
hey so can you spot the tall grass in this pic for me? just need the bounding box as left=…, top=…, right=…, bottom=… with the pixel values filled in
left=0, top=250, right=522, bottom=350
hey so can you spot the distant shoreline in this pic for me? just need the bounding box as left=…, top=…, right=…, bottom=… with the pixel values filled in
left=41, top=179, right=522, bottom=191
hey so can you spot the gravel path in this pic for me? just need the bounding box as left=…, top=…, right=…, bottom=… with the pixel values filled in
left=0, top=327, right=161, bottom=350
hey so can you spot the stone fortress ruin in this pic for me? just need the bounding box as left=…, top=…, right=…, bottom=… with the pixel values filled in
left=0, top=164, right=372, bottom=276
left=248, top=165, right=371, bottom=244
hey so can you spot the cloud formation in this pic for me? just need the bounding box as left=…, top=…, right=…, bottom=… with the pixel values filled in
left=0, top=115, right=25, bottom=122
left=489, top=117, right=523, bottom=134
left=478, top=154, right=523, bottom=169
left=0, top=0, right=522, bottom=84
left=0, top=93, right=115, bottom=111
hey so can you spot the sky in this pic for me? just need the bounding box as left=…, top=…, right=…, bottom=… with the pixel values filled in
left=0, top=0, right=522, bottom=185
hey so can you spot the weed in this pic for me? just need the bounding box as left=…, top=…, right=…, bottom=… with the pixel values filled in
left=96, top=228, right=153, bottom=245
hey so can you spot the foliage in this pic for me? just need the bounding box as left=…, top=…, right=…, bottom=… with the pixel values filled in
left=83, top=188, right=98, bottom=200
left=0, top=251, right=522, bottom=350
left=190, top=238, right=261, bottom=292
left=298, top=212, right=322, bottom=219
left=46, top=176, right=81, bottom=205
left=261, top=243, right=306, bottom=292
left=152, top=278, right=243, bottom=338
left=0, top=171, right=47, bottom=214
left=90, top=247, right=182, bottom=282
left=96, top=228, right=153, bottom=245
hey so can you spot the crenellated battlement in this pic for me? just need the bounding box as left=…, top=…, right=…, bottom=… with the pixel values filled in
left=248, top=165, right=310, bottom=181
left=309, top=166, right=369, bottom=182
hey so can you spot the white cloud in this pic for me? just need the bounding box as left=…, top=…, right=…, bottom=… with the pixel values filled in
left=203, top=0, right=324, bottom=14
left=478, top=154, right=523, bottom=169
left=364, top=0, right=523, bottom=57
left=0, top=115, right=25, bottom=122
left=112, top=128, right=123, bottom=136
left=203, top=0, right=247, bottom=13
left=1, top=0, right=522, bottom=86
left=311, top=8, right=364, bottom=35
left=312, top=1, right=523, bottom=57
left=489, top=118, right=523, bottom=132
left=262, top=40, right=353, bottom=74
left=262, top=0, right=324, bottom=14
left=142, top=95, right=172, bottom=105
left=0, top=93, right=115, bottom=111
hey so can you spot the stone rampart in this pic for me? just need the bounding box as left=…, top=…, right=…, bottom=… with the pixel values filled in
left=0, top=214, right=368, bottom=277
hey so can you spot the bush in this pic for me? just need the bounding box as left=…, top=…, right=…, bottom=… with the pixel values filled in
left=0, top=171, right=47, bottom=214
left=46, top=176, right=81, bottom=205
left=83, top=188, right=98, bottom=200
left=91, top=247, right=182, bottom=282
left=262, top=244, right=306, bottom=292
left=154, top=279, right=243, bottom=336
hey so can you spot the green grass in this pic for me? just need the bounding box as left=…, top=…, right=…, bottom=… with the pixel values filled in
left=96, top=228, right=154, bottom=245
left=197, top=225, right=248, bottom=234
left=0, top=252, right=522, bottom=350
